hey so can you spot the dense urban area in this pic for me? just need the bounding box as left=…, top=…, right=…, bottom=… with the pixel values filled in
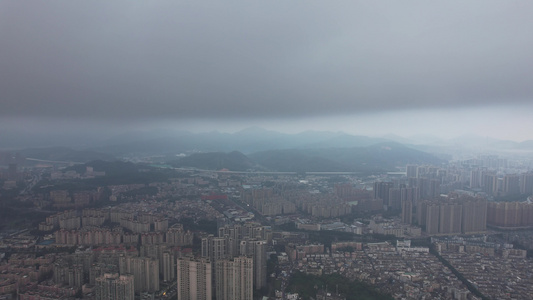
left=3, top=0, right=533, bottom=299
left=2, top=151, right=533, bottom=300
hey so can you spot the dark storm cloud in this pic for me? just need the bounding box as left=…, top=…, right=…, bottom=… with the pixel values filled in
left=1, top=1, right=532, bottom=121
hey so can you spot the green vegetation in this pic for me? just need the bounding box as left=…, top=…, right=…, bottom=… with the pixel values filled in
left=276, top=222, right=297, bottom=231
left=169, top=151, right=254, bottom=171
left=274, top=223, right=397, bottom=249
left=267, top=253, right=278, bottom=276
left=336, top=246, right=355, bottom=252
left=409, top=237, right=432, bottom=248
left=34, top=246, right=78, bottom=257
left=494, top=193, right=530, bottom=202
left=506, top=240, right=533, bottom=258
left=286, top=272, right=393, bottom=300
left=249, top=150, right=347, bottom=172
left=339, top=211, right=375, bottom=224
left=20, top=147, right=115, bottom=163
left=262, top=181, right=276, bottom=188
left=327, top=176, right=350, bottom=183
left=340, top=211, right=398, bottom=226
left=0, top=186, right=23, bottom=200
left=308, top=230, right=355, bottom=248
left=36, top=161, right=176, bottom=194
left=121, top=186, right=158, bottom=198
left=67, top=160, right=137, bottom=175
left=250, top=143, right=443, bottom=173
left=34, top=179, right=99, bottom=194
left=0, top=187, right=47, bottom=231
left=382, top=209, right=401, bottom=218
left=307, top=230, right=397, bottom=248
left=179, top=217, right=218, bottom=235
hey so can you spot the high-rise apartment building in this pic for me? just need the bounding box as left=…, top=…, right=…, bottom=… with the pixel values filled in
left=481, top=171, right=498, bottom=195
left=166, top=224, right=194, bottom=246
left=373, top=181, right=393, bottom=206
left=118, top=256, right=159, bottom=293
left=176, top=258, right=212, bottom=300
left=417, top=178, right=431, bottom=199
left=416, top=166, right=428, bottom=178
left=429, top=179, right=441, bottom=198
left=406, top=165, right=418, bottom=179
left=461, top=199, right=487, bottom=233
left=417, top=194, right=487, bottom=235
left=425, top=203, right=441, bottom=234
left=215, top=256, right=253, bottom=300
left=202, top=235, right=229, bottom=262
left=239, top=239, right=267, bottom=290
left=470, top=169, right=482, bottom=189
left=162, top=251, right=175, bottom=282
left=520, top=173, right=533, bottom=195
left=95, top=273, right=135, bottom=300
left=401, top=187, right=419, bottom=203
left=439, top=203, right=462, bottom=234
left=503, top=174, right=520, bottom=196
left=401, top=199, right=413, bottom=224
left=388, top=188, right=402, bottom=210
left=487, top=202, right=533, bottom=227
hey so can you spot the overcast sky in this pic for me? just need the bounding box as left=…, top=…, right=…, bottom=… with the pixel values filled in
left=1, top=1, right=533, bottom=142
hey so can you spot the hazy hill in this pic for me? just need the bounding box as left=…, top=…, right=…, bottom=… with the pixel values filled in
left=248, top=149, right=348, bottom=172
left=168, top=150, right=347, bottom=173
left=250, top=142, right=444, bottom=172
left=301, top=133, right=389, bottom=149
left=4, top=126, right=533, bottom=157
left=7, top=128, right=532, bottom=165
left=61, top=160, right=172, bottom=186
left=19, top=147, right=115, bottom=163
left=14, top=142, right=444, bottom=174
left=169, top=151, right=256, bottom=171
left=92, top=128, right=391, bottom=155
left=327, top=142, right=444, bottom=169
left=517, top=140, right=533, bottom=150
left=68, top=160, right=139, bottom=176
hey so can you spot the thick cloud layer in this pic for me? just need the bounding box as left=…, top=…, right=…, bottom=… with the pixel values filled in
left=1, top=1, right=532, bottom=122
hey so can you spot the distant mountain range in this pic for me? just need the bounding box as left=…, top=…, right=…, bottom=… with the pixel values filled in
left=170, top=142, right=444, bottom=173
left=89, top=127, right=394, bottom=155
left=169, top=151, right=256, bottom=171
left=94, top=127, right=533, bottom=155
left=17, top=147, right=116, bottom=163
left=3, top=127, right=533, bottom=169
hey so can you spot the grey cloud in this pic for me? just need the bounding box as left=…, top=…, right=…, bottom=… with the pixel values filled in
left=1, top=1, right=532, bottom=122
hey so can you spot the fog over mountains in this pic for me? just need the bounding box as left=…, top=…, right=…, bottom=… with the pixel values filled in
left=4, top=127, right=533, bottom=154
left=4, top=127, right=533, bottom=173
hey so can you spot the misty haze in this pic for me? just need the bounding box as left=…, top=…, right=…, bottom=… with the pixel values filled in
left=1, top=1, right=533, bottom=300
